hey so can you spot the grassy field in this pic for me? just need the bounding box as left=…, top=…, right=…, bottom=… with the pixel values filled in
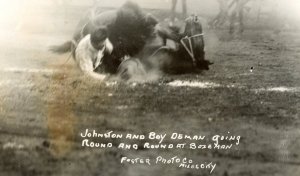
left=0, top=3, right=299, bottom=176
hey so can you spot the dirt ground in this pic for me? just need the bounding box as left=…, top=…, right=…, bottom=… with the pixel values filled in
left=0, top=3, right=299, bottom=176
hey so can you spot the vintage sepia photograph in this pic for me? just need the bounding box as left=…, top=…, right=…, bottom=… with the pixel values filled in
left=0, top=0, right=299, bottom=175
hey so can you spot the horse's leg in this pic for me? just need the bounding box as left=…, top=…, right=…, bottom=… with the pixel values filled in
left=209, top=0, right=227, bottom=29
left=171, top=0, right=178, bottom=23
left=156, top=25, right=180, bottom=45
left=238, top=6, right=244, bottom=33
left=229, top=11, right=236, bottom=34
left=229, top=0, right=241, bottom=34
left=240, top=0, right=250, bottom=32
left=182, top=0, right=187, bottom=19
left=219, top=0, right=230, bottom=26
left=209, top=0, right=220, bottom=28
left=238, top=0, right=250, bottom=34
left=215, top=0, right=224, bottom=27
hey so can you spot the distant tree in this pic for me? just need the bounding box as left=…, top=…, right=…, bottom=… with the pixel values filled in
left=229, top=0, right=250, bottom=34
left=209, top=0, right=250, bottom=34
left=209, top=0, right=231, bottom=28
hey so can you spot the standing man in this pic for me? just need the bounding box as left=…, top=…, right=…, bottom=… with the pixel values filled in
left=171, top=0, right=187, bottom=22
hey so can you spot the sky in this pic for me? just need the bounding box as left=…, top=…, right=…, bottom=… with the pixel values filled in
left=0, top=0, right=300, bottom=29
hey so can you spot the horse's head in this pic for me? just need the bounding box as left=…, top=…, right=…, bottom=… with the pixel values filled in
left=184, top=15, right=203, bottom=37
left=182, top=15, right=211, bottom=70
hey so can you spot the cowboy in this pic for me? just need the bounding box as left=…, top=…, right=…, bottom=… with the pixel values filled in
left=75, top=27, right=113, bottom=80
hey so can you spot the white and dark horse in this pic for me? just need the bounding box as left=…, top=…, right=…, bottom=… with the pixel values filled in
left=50, top=1, right=212, bottom=81
left=116, top=14, right=213, bottom=82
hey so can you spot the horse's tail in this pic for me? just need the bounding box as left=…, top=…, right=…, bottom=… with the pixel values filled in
left=49, top=40, right=76, bottom=54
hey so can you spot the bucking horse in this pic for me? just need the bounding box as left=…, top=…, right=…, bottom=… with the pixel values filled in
left=50, top=1, right=212, bottom=82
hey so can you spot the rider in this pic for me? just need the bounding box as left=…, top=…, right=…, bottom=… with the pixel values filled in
left=75, top=26, right=113, bottom=80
